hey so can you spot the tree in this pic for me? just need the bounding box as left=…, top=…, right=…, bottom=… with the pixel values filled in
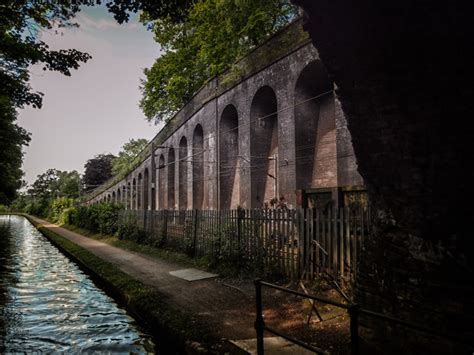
left=83, top=154, right=115, bottom=192
left=27, top=169, right=81, bottom=199
left=105, top=0, right=190, bottom=24
left=0, top=104, right=30, bottom=204
left=55, top=170, right=82, bottom=198
left=112, top=138, right=149, bottom=176
left=1, top=1, right=91, bottom=111
left=27, top=168, right=61, bottom=199
left=139, top=0, right=298, bottom=122
left=0, top=1, right=91, bottom=203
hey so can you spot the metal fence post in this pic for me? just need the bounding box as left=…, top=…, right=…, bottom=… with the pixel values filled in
left=254, top=278, right=265, bottom=355
left=349, top=304, right=359, bottom=355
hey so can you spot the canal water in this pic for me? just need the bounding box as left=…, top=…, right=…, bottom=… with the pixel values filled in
left=0, top=215, right=155, bottom=353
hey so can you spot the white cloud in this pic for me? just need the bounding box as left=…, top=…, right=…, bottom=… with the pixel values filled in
left=75, top=12, right=139, bottom=30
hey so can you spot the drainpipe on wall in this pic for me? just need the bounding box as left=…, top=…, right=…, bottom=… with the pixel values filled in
left=215, top=77, right=220, bottom=211
left=150, top=143, right=156, bottom=210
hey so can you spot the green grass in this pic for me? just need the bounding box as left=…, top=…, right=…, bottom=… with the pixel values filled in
left=62, top=223, right=211, bottom=270
left=24, top=215, right=214, bottom=352
left=60, top=223, right=257, bottom=279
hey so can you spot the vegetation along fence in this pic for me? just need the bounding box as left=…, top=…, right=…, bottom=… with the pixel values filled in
left=120, top=207, right=371, bottom=280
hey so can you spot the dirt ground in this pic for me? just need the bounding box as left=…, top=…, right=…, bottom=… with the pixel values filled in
left=212, top=277, right=352, bottom=354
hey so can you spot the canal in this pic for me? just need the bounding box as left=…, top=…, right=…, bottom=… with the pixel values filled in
left=0, top=215, right=155, bottom=353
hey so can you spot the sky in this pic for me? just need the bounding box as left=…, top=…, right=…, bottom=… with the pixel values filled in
left=18, top=5, right=163, bottom=186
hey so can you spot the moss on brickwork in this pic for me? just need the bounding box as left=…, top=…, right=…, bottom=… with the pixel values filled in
left=220, top=18, right=309, bottom=88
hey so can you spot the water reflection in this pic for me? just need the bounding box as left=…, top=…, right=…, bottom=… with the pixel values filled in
left=0, top=215, right=155, bottom=353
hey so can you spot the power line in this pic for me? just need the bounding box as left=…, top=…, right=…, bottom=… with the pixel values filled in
left=88, top=90, right=337, bottom=200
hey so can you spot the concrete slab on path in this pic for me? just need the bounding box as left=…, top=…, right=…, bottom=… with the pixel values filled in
left=230, top=337, right=316, bottom=354
left=169, top=268, right=218, bottom=281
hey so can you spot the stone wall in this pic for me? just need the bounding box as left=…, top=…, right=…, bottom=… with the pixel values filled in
left=87, top=20, right=364, bottom=214
left=293, top=0, right=473, bottom=352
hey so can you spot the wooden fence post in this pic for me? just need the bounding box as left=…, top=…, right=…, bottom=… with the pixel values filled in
left=237, top=207, right=244, bottom=257
left=297, top=208, right=304, bottom=279
left=192, top=209, right=199, bottom=256
left=162, top=209, right=168, bottom=246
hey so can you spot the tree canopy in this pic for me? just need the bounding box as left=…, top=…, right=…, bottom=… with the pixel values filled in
left=139, top=0, right=298, bottom=123
left=0, top=104, right=30, bottom=204
left=27, top=169, right=81, bottom=200
left=111, top=138, right=149, bottom=176
left=83, top=154, right=115, bottom=192
left=0, top=1, right=91, bottom=203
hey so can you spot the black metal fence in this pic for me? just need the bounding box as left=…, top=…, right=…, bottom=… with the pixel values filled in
left=119, top=207, right=371, bottom=280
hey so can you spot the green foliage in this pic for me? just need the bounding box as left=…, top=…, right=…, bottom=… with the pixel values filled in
left=28, top=169, right=81, bottom=200
left=106, top=0, right=190, bottom=24
left=10, top=168, right=81, bottom=218
left=0, top=2, right=91, bottom=110
left=0, top=205, right=9, bottom=212
left=112, top=138, right=149, bottom=176
left=70, top=203, right=122, bottom=235
left=55, top=171, right=82, bottom=198
left=0, top=1, right=90, bottom=203
left=28, top=169, right=61, bottom=199
left=83, top=154, right=115, bottom=192
left=24, top=198, right=49, bottom=217
left=70, top=205, right=97, bottom=231
left=0, top=100, right=30, bottom=204
left=140, top=0, right=298, bottom=122
left=49, top=196, right=75, bottom=223
left=116, top=214, right=148, bottom=244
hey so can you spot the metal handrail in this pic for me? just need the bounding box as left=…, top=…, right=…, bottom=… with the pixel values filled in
left=254, top=279, right=359, bottom=355
left=254, top=279, right=473, bottom=354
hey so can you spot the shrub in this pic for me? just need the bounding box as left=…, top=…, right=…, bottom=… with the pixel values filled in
left=49, top=197, right=75, bottom=223
left=25, top=199, right=49, bottom=217
left=0, top=205, right=8, bottom=212
left=116, top=213, right=148, bottom=243
left=70, top=203, right=121, bottom=235
left=71, top=205, right=94, bottom=230
left=58, top=206, right=76, bottom=225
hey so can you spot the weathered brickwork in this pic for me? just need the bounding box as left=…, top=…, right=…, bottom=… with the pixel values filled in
left=86, top=20, right=363, bottom=212
left=294, top=0, right=473, bottom=352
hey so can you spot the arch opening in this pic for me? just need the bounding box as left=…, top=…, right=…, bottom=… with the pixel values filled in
left=132, top=178, right=137, bottom=210
left=158, top=155, right=166, bottom=209
left=137, top=173, right=143, bottom=209
left=193, top=125, right=204, bottom=209
left=168, top=148, right=175, bottom=209
left=144, top=168, right=150, bottom=210
left=250, top=86, right=278, bottom=208
left=294, top=60, right=335, bottom=209
left=219, top=105, right=239, bottom=210
left=179, top=137, right=188, bottom=210
left=126, top=182, right=131, bottom=209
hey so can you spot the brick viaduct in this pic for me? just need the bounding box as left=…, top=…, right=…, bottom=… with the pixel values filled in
left=294, top=1, right=473, bottom=353
left=85, top=4, right=473, bottom=352
left=86, top=20, right=364, bottom=212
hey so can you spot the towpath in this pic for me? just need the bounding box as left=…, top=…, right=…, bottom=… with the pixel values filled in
left=28, top=215, right=330, bottom=354
left=28, top=215, right=259, bottom=341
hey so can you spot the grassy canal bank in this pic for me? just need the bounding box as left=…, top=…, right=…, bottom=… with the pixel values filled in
left=17, top=213, right=232, bottom=354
